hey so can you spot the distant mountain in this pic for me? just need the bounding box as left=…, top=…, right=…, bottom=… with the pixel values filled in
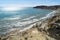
left=34, top=5, right=60, bottom=10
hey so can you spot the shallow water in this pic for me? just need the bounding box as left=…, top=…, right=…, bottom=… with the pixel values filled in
left=0, top=7, right=52, bottom=35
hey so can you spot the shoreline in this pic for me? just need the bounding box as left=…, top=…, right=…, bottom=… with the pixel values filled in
left=34, top=5, right=60, bottom=10
left=0, top=9, right=60, bottom=40
left=0, top=10, right=54, bottom=36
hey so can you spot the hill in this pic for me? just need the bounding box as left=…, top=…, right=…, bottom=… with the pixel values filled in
left=34, top=5, right=60, bottom=10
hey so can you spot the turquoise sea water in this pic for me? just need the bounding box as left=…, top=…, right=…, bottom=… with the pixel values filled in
left=0, top=7, right=52, bottom=35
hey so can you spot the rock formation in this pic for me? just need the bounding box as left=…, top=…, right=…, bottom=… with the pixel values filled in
left=0, top=9, right=60, bottom=40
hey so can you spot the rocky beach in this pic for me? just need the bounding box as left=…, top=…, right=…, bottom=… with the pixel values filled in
left=0, top=9, right=60, bottom=40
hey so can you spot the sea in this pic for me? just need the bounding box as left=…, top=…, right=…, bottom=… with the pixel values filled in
left=0, top=7, right=52, bottom=35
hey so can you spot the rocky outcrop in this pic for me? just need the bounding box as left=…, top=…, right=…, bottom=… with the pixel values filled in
left=34, top=5, right=60, bottom=10
left=0, top=9, right=60, bottom=40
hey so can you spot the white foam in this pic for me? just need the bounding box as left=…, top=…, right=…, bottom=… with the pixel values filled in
left=39, top=11, right=55, bottom=21
left=3, top=16, right=21, bottom=20
left=1, top=10, right=56, bottom=34
left=23, top=16, right=36, bottom=20
left=18, top=10, right=56, bottom=32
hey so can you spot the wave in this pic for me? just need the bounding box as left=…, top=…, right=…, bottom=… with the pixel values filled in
left=18, top=10, right=56, bottom=32
left=0, top=10, right=53, bottom=35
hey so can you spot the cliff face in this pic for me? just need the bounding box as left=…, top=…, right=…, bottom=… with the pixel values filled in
left=0, top=10, right=60, bottom=40
left=34, top=5, right=60, bottom=10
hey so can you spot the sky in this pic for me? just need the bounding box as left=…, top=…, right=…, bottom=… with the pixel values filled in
left=0, top=0, right=60, bottom=7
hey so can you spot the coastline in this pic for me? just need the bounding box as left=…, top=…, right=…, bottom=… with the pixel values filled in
left=34, top=5, right=60, bottom=10
left=0, top=10, right=53, bottom=35
left=0, top=9, right=60, bottom=40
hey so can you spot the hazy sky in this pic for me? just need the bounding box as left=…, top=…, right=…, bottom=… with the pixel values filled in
left=0, top=0, right=60, bottom=7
